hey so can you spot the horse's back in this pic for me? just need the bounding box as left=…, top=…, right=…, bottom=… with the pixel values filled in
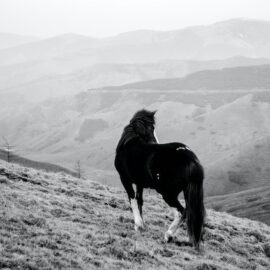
left=150, top=142, right=202, bottom=183
left=154, top=142, right=199, bottom=163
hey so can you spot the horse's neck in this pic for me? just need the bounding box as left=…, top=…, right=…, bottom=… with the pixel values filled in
left=117, top=125, right=139, bottom=151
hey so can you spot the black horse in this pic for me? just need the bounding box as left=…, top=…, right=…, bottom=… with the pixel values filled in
left=114, top=109, right=205, bottom=248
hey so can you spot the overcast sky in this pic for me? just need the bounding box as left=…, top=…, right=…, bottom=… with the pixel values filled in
left=0, top=0, right=270, bottom=38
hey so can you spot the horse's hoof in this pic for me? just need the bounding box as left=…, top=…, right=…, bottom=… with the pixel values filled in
left=164, top=231, right=173, bottom=242
left=134, top=221, right=145, bottom=232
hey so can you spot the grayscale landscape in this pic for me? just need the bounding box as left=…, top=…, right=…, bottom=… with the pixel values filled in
left=0, top=9, right=270, bottom=269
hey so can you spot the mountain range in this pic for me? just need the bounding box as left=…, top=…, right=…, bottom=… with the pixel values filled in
left=1, top=18, right=270, bottom=100
left=2, top=18, right=270, bottom=66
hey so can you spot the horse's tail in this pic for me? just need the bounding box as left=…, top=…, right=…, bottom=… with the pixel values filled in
left=185, top=159, right=205, bottom=249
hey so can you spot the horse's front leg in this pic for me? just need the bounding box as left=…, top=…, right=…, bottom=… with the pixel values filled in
left=130, top=184, right=144, bottom=231
left=119, top=176, right=144, bottom=231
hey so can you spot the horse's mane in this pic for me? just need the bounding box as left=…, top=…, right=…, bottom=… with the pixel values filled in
left=116, top=109, right=156, bottom=153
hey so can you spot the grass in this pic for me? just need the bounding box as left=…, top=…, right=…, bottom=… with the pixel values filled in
left=0, top=160, right=270, bottom=269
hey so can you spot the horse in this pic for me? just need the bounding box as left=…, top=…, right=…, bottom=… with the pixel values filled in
left=114, top=109, right=205, bottom=249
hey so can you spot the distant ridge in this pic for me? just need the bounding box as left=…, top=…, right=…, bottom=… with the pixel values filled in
left=102, top=65, right=270, bottom=90
left=0, top=32, right=39, bottom=50
left=2, top=56, right=270, bottom=101
left=2, top=18, right=270, bottom=67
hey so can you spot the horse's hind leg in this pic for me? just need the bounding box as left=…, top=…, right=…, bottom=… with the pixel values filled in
left=163, top=196, right=185, bottom=242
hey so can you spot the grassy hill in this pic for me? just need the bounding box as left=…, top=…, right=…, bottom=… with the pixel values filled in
left=206, top=185, right=270, bottom=226
left=205, top=135, right=270, bottom=196
left=0, top=160, right=270, bottom=269
left=104, top=65, right=270, bottom=91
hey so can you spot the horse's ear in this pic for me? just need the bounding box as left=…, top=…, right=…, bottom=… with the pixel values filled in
left=151, top=110, right=157, bottom=116
left=151, top=110, right=157, bottom=122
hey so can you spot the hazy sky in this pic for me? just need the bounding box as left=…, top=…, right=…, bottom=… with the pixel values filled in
left=0, top=0, right=270, bottom=38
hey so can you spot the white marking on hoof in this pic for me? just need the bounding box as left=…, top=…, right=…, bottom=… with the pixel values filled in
left=130, top=198, right=144, bottom=232
left=165, top=208, right=182, bottom=242
left=164, top=230, right=173, bottom=242
left=134, top=219, right=145, bottom=231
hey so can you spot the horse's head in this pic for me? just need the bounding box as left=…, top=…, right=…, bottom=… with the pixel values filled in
left=130, top=109, right=159, bottom=144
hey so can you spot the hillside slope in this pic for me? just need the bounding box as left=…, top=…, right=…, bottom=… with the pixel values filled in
left=0, top=161, right=270, bottom=270
left=0, top=149, right=76, bottom=176
left=206, top=186, right=270, bottom=226
left=0, top=32, right=39, bottom=50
